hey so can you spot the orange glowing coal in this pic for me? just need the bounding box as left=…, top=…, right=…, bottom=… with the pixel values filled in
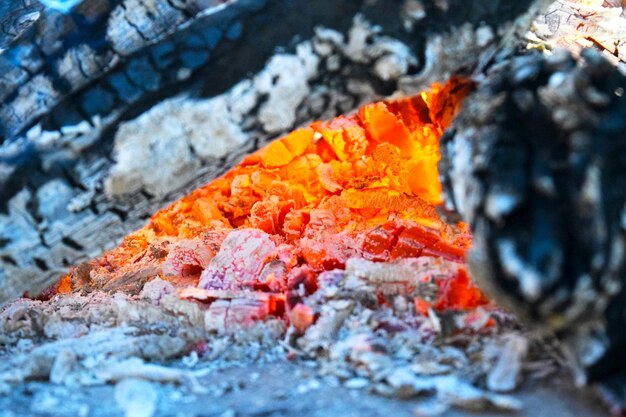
left=55, top=77, right=486, bottom=325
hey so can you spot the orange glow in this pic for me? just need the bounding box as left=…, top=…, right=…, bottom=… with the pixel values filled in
left=62, top=78, right=483, bottom=318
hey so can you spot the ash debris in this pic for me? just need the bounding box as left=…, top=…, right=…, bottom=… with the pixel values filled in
left=287, top=258, right=555, bottom=414
left=1, top=259, right=558, bottom=415
left=0, top=287, right=285, bottom=392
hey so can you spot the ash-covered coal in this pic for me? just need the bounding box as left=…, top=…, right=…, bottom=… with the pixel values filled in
left=439, top=48, right=626, bottom=385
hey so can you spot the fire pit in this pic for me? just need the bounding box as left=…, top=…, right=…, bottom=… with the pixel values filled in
left=1, top=1, right=626, bottom=416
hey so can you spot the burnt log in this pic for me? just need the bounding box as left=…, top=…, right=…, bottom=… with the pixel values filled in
left=0, top=0, right=545, bottom=302
left=439, top=48, right=626, bottom=387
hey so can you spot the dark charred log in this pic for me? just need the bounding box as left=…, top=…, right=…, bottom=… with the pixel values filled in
left=440, top=48, right=626, bottom=386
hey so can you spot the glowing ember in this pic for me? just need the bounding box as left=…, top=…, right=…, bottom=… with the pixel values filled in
left=58, top=78, right=484, bottom=327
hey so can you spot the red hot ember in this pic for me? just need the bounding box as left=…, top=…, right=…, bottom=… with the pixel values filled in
left=54, top=78, right=488, bottom=331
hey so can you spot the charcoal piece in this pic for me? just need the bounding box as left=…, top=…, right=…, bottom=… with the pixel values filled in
left=439, top=48, right=626, bottom=383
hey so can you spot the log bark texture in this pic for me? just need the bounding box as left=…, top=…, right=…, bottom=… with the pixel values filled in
left=0, top=0, right=545, bottom=303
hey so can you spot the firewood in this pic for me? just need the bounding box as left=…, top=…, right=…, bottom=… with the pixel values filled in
left=440, top=47, right=626, bottom=385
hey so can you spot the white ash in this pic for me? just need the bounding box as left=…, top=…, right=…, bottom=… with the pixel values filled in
left=289, top=261, right=562, bottom=413
left=338, top=14, right=417, bottom=81
left=0, top=291, right=285, bottom=388
left=254, top=53, right=313, bottom=134
left=0, top=257, right=561, bottom=414
left=484, top=333, right=529, bottom=392
left=114, top=377, right=158, bottom=417
left=139, top=277, right=175, bottom=304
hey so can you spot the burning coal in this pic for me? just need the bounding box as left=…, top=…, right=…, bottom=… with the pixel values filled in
left=50, top=78, right=488, bottom=331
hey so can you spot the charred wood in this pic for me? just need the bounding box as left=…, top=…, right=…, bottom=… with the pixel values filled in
left=440, top=48, right=626, bottom=386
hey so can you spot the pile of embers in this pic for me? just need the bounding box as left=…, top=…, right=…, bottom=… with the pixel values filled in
left=0, top=79, right=561, bottom=414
